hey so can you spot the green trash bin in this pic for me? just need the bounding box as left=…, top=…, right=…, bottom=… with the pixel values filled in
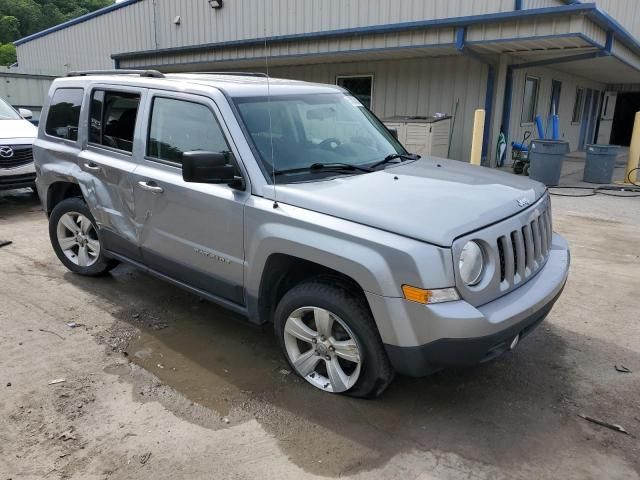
left=529, top=140, right=569, bottom=186
left=583, top=144, right=619, bottom=184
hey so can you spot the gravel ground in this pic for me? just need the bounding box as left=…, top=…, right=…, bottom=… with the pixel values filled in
left=1, top=188, right=639, bottom=480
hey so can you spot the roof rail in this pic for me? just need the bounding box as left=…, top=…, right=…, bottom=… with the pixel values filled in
left=174, top=71, right=268, bottom=78
left=66, top=69, right=165, bottom=78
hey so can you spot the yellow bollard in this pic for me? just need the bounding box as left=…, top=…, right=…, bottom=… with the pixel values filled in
left=470, top=109, right=485, bottom=166
left=625, top=111, right=640, bottom=184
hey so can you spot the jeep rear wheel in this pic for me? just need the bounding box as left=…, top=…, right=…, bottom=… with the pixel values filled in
left=274, top=279, right=394, bottom=398
left=49, top=197, right=118, bottom=276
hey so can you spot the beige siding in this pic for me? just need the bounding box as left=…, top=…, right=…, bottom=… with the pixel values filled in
left=523, top=0, right=566, bottom=8
left=16, top=0, right=515, bottom=74
left=509, top=65, right=605, bottom=151
left=266, top=56, right=488, bottom=161
left=595, top=0, right=640, bottom=41
left=0, top=69, right=54, bottom=119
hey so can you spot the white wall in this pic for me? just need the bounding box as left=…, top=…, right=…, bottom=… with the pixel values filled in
left=509, top=65, right=606, bottom=151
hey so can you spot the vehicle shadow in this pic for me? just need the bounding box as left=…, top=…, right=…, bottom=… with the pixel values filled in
left=0, top=189, right=42, bottom=220
left=63, top=265, right=640, bottom=477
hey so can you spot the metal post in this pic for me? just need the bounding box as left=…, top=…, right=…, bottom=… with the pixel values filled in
left=625, top=111, right=640, bottom=184
left=470, top=109, right=485, bottom=166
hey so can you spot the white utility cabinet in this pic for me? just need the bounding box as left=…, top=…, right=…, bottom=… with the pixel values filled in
left=383, top=116, right=452, bottom=158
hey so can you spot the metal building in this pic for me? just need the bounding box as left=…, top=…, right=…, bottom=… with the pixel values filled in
left=13, top=0, right=640, bottom=163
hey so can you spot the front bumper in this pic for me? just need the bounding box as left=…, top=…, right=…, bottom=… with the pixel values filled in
left=369, top=233, right=570, bottom=377
left=0, top=161, right=36, bottom=190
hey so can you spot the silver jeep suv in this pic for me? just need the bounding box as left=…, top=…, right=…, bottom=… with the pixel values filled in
left=34, top=71, right=570, bottom=397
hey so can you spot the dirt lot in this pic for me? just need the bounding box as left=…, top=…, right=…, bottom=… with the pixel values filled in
left=1, top=188, right=639, bottom=480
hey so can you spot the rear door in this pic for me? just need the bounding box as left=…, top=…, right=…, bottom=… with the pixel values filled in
left=131, top=90, right=249, bottom=305
left=78, top=86, right=147, bottom=261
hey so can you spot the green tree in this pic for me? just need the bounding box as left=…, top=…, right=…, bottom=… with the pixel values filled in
left=0, top=43, right=17, bottom=66
left=0, top=16, right=21, bottom=43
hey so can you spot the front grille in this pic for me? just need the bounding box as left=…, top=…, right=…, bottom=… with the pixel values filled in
left=497, top=204, right=552, bottom=288
left=453, top=194, right=552, bottom=307
left=0, top=145, right=34, bottom=169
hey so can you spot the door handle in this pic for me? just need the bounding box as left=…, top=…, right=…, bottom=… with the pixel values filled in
left=83, top=162, right=101, bottom=171
left=137, top=180, right=164, bottom=194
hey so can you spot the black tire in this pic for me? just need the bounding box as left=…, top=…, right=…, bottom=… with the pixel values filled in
left=523, top=164, right=531, bottom=176
left=274, top=278, right=394, bottom=398
left=49, top=197, right=118, bottom=276
left=513, top=162, right=524, bottom=175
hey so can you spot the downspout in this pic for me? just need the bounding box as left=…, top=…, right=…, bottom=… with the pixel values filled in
left=456, top=27, right=495, bottom=165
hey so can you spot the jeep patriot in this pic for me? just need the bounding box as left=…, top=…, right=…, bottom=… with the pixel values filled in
left=34, top=71, right=570, bottom=397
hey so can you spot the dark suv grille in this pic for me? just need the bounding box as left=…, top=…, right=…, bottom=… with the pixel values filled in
left=0, top=145, right=34, bottom=169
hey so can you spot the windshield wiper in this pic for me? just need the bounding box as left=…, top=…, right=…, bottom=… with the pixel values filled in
left=370, top=153, right=420, bottom=170
left=275, top=162, right=372, bottom=176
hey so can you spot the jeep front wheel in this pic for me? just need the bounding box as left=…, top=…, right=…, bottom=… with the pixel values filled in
left=274, top=280, right=394, bottom=398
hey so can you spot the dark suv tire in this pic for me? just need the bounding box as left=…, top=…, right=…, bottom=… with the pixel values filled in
left=274, top=278, right=394, bottom=398
left=49, top=197, right=118, bottom=276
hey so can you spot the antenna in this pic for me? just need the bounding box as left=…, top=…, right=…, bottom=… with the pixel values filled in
left=264, top=19, right=278, bottom=209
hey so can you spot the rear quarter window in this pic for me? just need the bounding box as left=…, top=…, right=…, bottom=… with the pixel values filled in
left=45, top=88, right=84, bottom=141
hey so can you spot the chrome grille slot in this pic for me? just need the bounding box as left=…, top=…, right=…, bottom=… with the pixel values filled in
left=453, top=194, right=553, bottom=307
left=0, top=145, right=34, bottom=169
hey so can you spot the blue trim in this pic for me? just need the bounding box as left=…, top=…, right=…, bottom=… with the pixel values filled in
left=14, top=0, right=141, bottom=46
left=515, top=0, right=523, bottom=10
left=589, top=7, right=640, bottom=58
left=455, top=27, right=466, bottom=51
left=604, top=30, right=614, bottom=54
left=111, top=3, right=595, bottom=60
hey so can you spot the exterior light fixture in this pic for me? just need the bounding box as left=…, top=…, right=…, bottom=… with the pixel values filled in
left=208, top=0, right=223, bottom=8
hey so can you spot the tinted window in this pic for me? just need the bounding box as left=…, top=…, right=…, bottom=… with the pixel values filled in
left=90, top=90, right=140, bottom=153
left=45, top=88, right=83, bottom=141
left=147, top=97, right=229, bottom=163
left=336, top=76, right=373, bottom=109
left=572, top=88, right=585, bottom=123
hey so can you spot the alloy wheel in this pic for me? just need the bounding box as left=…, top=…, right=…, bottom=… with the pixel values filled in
left=56, top=212, right=100, bottom=267
left=283, top=306, right=362, bottom=393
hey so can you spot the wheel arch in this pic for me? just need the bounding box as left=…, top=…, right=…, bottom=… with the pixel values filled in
left=252, top=253, right=370, bottom=326
left=45, top=180, right=85, bottom=215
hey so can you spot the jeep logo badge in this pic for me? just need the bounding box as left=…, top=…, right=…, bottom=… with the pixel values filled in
left=0, top=146, right=14, bottom=158
left=517, top=198, right=531, bottom=208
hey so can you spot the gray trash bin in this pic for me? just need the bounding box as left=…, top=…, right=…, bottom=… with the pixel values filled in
left=529, top=140, right=569, bottom=186
left=583, top=144, right=619, bottom=184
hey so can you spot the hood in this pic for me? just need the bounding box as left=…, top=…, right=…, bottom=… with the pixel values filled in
left=267, top=158, right=547, bottom=246
left=0, top=119, right=37, bottom=141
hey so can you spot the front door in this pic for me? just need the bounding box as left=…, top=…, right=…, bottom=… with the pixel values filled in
left=131, top=91, right=249, bottom=306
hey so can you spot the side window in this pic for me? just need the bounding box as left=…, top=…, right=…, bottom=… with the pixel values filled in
left=521, top=76, right=539, bottom=124
left=45, top=88, right=83, bottom=141
left=147, top=97, right=229, bottom=163
left=90, top=90, right=140, bottom=153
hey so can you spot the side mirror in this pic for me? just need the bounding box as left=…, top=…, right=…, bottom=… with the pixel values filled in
left=182, top=151, right=243, bottom=188
left=19, top=108, right=33, bottom=120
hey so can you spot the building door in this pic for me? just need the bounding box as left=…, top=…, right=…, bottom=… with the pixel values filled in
left=596, top=92, right=617, bottom=144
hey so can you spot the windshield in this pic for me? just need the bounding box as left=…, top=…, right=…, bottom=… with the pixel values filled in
left=234, top=93, right=406, bottom=179
left=0, top=97, right=21, bottom=120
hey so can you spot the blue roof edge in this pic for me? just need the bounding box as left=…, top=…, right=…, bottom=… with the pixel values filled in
left=13, top=0, right=141, bottom=46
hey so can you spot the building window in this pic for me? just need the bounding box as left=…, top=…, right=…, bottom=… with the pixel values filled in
left=572, top=87, right=585, bottom=123
left=45, top=88, right=84, bottom=141
left=147, top=97, right=229, bottom=164
left=89, top=90, right=140, bottom=153
left=336, top=75, right=373, bottom=109
left=521, top=76, right=539, bottom=124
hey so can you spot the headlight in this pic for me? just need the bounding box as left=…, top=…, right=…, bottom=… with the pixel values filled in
left=459, top=241, right=484, bottom=286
